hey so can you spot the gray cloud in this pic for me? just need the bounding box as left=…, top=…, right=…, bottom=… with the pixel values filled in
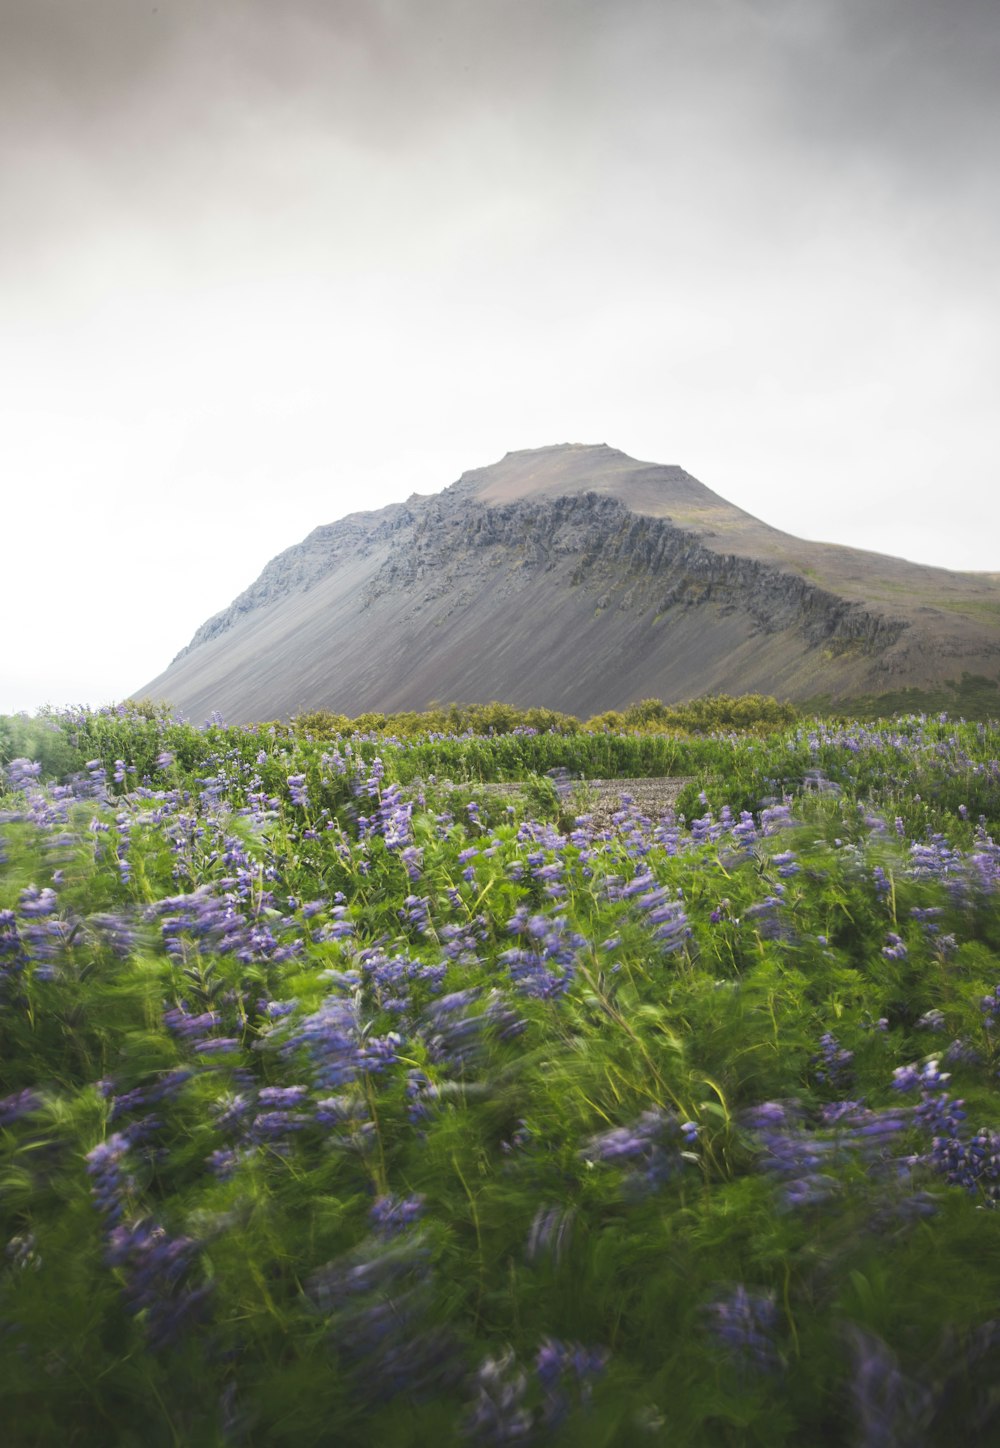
left=8, top=2, right=997, bottom=164
left=1, top=0, right=999, bottom=711
left=6, top=0, right=999, bottom=259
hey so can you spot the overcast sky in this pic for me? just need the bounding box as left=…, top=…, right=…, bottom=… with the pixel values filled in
left=2, top=0, right=998, bottom=715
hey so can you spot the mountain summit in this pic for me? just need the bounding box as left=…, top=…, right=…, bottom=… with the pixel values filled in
left=138, top=444, right=1000, bottom=721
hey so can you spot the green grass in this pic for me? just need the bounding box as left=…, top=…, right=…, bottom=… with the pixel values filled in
left=2, top=705, right=1000, bottom=1443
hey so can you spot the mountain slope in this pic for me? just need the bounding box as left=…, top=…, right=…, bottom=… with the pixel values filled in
left=137, top=444, right=1000, bottom=721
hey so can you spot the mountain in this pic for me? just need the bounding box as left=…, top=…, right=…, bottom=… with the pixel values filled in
left=137, top=443, right=1000, bottom=722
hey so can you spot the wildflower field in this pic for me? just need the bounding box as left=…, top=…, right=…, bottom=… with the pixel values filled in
left=3, top=704, right=1000, bottom=1445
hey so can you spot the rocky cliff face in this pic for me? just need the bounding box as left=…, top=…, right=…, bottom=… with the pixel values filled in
left=137, top=444, right=1000, bottom=722
left=175, top=503, right=414, bottom=659
left=359, top=490, right=906, bottom=653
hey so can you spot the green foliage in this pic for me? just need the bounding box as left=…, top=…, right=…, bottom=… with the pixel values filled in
left=626, top=693, right=798, bottom=733
left=0, top=711, right=80, bottom=780
left=807, top=671, right=1000, bottom=723
left=1, top=704, right=1000, bottom=1442
left=290, top=699, right=584, bottom=741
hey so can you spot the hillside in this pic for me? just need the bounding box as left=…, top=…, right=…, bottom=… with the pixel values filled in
left=137, top=444, right=1000, bottom=721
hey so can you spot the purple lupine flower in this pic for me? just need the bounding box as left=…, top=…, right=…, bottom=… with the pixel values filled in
left=526, top=1204, right=575, bottom=1265
left=370, top=1194, right=425, bottom=1239
left=163, top=1007, right=221, bottom=1040
left=206, top=1147, right=243, bottom=1179
left=258, top=998, right=298, bottom=1020
left=402, top=895, right=431, bottom=934
left=257, top=1085, right=309, bottom=1107
left=535, top=1338, right=608, bottom=1428
left=705, top=1284, right=781, bottom=1374
left=18, top=884, right=59, bottom=917
left=194, top=1036, right=241, bottom=1056
left=914, top=1089, right=966, bottom=1137
left=582, top=1106, right=693, bottom=1194
left=812, top=1032, right=854, bottom=1094
left=915, top=1008, right=946, bottom=1032
left=87, top=912, right=137, bottom=957
left=461, top=1350, right=533, bottom=1444
left=739, top=1100, right=804, bottom=1131
left=404, top=1069, right=436, bottom=1124
left=360, top=1031, right=402, bottom=1072
left=0, top=909, right=27, bottom=972
left=892, top=1059, right=949, bottom=1094
left=980, top=984, right=1000, bottom=1027
left=271, top=994, right=394, bottom=1090
left=307, top=1232, right=452, bottom=1402
left=419, top=989, right=488, bottom=1074
left=771, top=850, right=800, bottom=877
left=439, top=921, right=483, bottom=964
left=743, top=1096, right=913, bottom=1211
left=760, top=803, right=793, bottom=834
left=314, top=1093, right=369, bottom=1127
left=104, top=1217, right=213, bottom=1350
left=0, top=1088, right=43, bottom=1127
left=251, top=1109, right=311, bottom=1140
left=532, top=860, right=563, bottom=883
left=882, top=933, right=908, bottom=961
left=929, top=1126, right=1000, bottom=1202
left=845, top=1325, right=933, bottom=1448
left=648, top=899, right=690, bottom=951
left=6, top=757, right=43, bottom=792
left=943, top=1037, right=981, bottom=1068
left=108, top=1068, right=192, bottom=1123
left=5, top=1231, right=41, bottom=1272
left=212, top=1093, right=253, bottom=1135
left=744, top=894, right=788, bottom=941
left=286, top=774, right=309, bottom=808
left=86, top=1128, right=144, bottom=1223
left=316, top=905, right=354, bottom=941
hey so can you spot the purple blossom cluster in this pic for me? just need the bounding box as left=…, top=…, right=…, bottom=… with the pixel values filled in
left=705, top=1284, right=782, bottom=1374
left=418, top=988, right=526, bottom=1075
left=359, top=945, right=447, bottom=1013
left=501, top=907, right=586, bottom=999
left=812, top=1031, right=855, bottom=1095
left=743, top=1097, right=911, bottom=1211
left=306, top=1228, right=455, bottom=1402
left=147, top=884, right=304, bottom=967
left=604, top=868, right=691, bottom=952
left=581, top=1106, right=698, bottom=1196
left=266, top=991, right=401, bottom=1089
left=86, top=1127, right=211, bottom=1349
left=0, top=1087, right=43, bottom=1126
left=461, top=1338, right=607, bottom=1443
left=846, top=1325, right=933, bottom=1448
left=6, top=706, right=1000, bottom=1439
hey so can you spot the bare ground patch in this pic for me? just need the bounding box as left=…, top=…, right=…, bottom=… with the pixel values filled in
left=419, top=775, right=694, bottom=830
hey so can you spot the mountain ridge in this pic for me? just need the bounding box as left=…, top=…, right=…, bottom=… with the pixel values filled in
left=139, top=444, right=1000, bottom=722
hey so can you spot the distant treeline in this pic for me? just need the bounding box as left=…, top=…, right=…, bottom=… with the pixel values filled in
left=803, top=672, right=1000, bottom=723
left=4, top=679, right=999, bottom=789
left=285, top=693, right=799, bottom=740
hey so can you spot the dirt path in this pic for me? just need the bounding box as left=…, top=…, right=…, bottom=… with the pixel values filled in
left=421, top=775, right=694, bottom=830
left=567, top=776, right=693, bottom=828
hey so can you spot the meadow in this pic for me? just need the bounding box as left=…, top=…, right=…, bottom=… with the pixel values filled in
left=2, top=701, right=1000, bottom=1445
